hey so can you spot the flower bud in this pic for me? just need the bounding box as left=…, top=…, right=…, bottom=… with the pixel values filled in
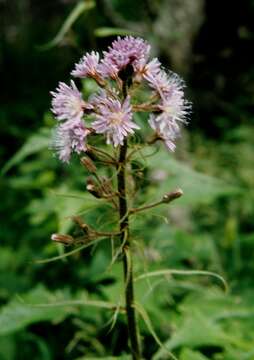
left=81, top=156, right=97, bottom=173
left=51, top=233, right=74, bottom=245
left=86, top=177, right=102, bottom=198
left=162, top=188, right=183, bottom=203
left=71, top=216, right=89, bottom=234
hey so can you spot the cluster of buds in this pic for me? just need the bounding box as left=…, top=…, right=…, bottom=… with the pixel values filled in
left=50, top=36, right=190, bottom=163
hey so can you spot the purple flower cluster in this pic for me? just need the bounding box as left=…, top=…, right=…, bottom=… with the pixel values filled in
left=50, top=81, right=91, bottom=162
left=99, top=36, right=150, bottom=78
left=50, top=36, right=190, bottom=162
left=92, top=94, right=139, bottom=147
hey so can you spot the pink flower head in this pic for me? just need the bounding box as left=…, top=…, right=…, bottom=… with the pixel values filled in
left=144, top=69, right=184, bottom=100
left=157, top=90, right=189, bottom=125
left=148, top=72, right=190, bottom=151
left=92, top=94, right=139, bottom=146
left=99, top=36, right=150, bottom=78
left=51, top=80, right=88, bottom=124
left=50, top=37, right=190, bottom=161
left=71, top=51, right=100, bottom=78
left=134, top=58, right=161, bottom=82
left=51, top=121, right=90, bottom=163
left=149, top=115, right=178, bottom=152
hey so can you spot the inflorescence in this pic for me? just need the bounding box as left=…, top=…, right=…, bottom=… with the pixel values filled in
left=50, top=36, right=190, bottom=162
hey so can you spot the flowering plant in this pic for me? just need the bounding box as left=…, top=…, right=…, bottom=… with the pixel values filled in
left=50, top=36, right=190, bottom=360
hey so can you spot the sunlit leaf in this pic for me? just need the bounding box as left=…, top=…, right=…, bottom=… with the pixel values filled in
left=180, top=348, right=209, bottom=360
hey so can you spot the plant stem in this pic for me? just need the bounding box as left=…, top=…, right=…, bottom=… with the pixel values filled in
left=117, top=138, right=141, bottom=360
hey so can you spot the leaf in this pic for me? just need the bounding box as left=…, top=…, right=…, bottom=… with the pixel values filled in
left=1, top=128, right=50, bottom=175
left=134, top=302, right=178, bottom=360
left=27, top=187, right=100, bottom=232
left=94, top=27, right=139, bottom=37
left=180, top=348, right=209, bottom=360
left=135, top=269, right=228, bottom=293
left=0, top=286, right=74, bottom=336
left=22, top=333, right=52, bottom=360
left=179, top=289, right=254, bottom=323
left=152, top=310, right=249, bottom=360
left=38, top=1, right=95, bottom=50
left=0, top=336, right=16, bottom=360
left=76, top=356, right=131, bottom=360
left=0, top=285, right=117, bottom=337
left=146, top=151, right=240, bottom=205
left=32, top=299, right=116, bottom=310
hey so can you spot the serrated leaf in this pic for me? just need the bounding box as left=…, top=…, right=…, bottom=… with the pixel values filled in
left=0, top=286, right=73, bottom=336
left=27, top=187, right=100, bottom=232
left=0, top=285, right=116, bottom=337
left=146, top=151, right=240, bottom=205
left=152, top=310, right=248, bottom=360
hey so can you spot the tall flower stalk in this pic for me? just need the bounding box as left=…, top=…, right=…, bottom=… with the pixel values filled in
left=118, top=138, right=141, bottom=359
left=50, top=36, right=190, bottom=359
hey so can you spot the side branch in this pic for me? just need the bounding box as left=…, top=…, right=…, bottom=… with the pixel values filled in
left=130, top=188, right=183, bottom=215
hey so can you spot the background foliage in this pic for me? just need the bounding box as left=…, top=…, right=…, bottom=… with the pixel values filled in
left=1, top=0, right=254, bottom=359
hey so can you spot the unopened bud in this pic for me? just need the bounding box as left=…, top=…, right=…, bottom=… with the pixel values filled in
left=71, top=216, right=89, bottom=234
left=85, top=147, right=99, bottom=161
left=51, top=233, right=74, bottom=245
left=86, top=177, right=102, bottom=198
left=81, top=156, right=97, bottom=173
left=162, top=188, right=183, bottom=203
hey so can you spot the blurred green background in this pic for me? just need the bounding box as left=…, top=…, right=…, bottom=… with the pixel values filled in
left=1, top=0, right=254, bottom=359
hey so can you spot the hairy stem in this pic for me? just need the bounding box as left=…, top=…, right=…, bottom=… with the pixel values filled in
left=117, top=139, right=141, bottom=360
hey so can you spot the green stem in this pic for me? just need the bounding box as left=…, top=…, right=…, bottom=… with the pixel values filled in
left=117, top=138, right=141, bottom=360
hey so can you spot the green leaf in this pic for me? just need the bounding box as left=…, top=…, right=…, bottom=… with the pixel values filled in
left=38, top=1, right=95, bottom=50
left=27, top=187, right=100, bottom=232
left=135, top=269, right=228, bottom=293
left=0, top=286, right=74, bottom=336
left=152, top=310, right=248, bottom=360
left=1, top=128, right=50, bottom=175
left=180, top=348, right=209, bottom=360
left=76, top=357, right=131, bottom=360
left=146, top=151, right=240, bottom=205
left=0, top=285, right=116, bottom=337
left=0, top=336, right=16, bottom=360
left=94, top=27, right=139, bottom=37
left=134, top=302, right=178, bottom=360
